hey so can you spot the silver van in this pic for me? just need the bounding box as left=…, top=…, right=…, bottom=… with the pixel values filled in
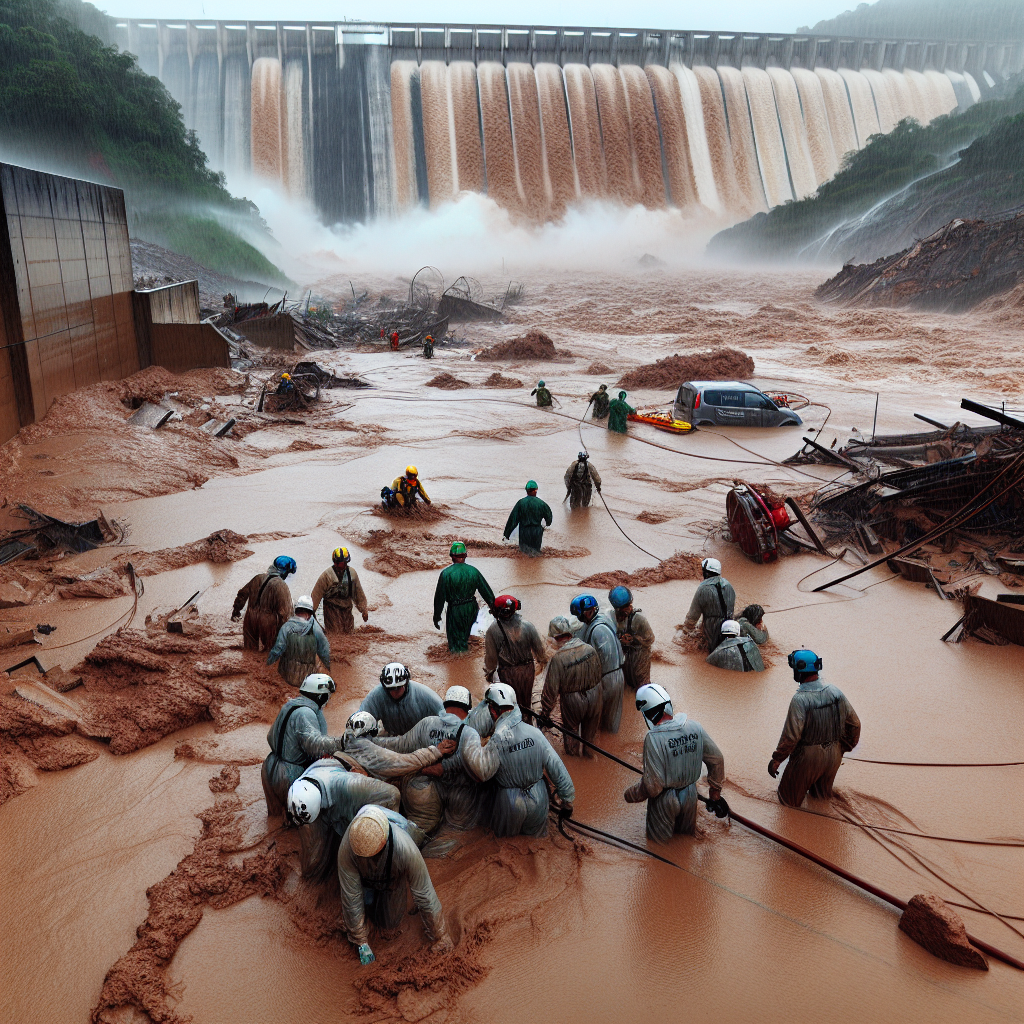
left=673, top=381, right=802, bottom=428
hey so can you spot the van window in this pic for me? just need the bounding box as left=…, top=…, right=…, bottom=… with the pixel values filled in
left=704, top=390, right=744, bottom=407
left=677, top=386, right=690, bottom=404
left=744, top=393, right=775, bottom=409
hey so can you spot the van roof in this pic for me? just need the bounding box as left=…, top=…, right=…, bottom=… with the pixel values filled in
left=683, top=381, right=760, bottom=391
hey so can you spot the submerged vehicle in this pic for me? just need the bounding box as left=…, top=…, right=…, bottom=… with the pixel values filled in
left=673, top=381, right=802, bottom=428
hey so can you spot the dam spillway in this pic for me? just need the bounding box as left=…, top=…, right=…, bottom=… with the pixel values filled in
left=111, top=20, right=1024, bottom=225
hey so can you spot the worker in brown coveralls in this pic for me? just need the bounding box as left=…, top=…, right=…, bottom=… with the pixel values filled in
left=769, top=649, right=861, bottom=807
left=609, top=585, right=654, bottom=691
left=540, top=616, right=603, bottom=757
left=232, top=555, right=296, bottom=650
left=311, top=546, right=368, bottom=633
left=483, top=594, right=548, bottom=709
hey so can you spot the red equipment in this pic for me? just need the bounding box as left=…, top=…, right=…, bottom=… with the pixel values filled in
left=726, top=483, right=792, bottom=563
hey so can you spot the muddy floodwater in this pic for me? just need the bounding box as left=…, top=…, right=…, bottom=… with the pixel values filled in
left=0, top=268, right=1021, bottom=1024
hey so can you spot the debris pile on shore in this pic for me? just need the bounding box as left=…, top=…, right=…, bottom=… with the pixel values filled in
left=479, top=329, right=566, bottom=361
left=618, top=349, right=754, bottom=389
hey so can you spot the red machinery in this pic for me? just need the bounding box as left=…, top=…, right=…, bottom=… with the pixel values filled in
left=726, top=482, right=830, bottom=563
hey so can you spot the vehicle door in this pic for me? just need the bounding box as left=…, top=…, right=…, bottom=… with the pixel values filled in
left=706, top=389, right=747, bottom=426
left=674, top=385, right=695, bottom=423
left=743, top=391, right=777, bottom=426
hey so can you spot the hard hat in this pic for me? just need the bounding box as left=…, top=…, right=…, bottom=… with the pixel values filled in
left=578, top=451, right=589, bottom=461
left=721, top=619, right=741, bottom=637
left=295, top=595, right=314, bottom=614
left=484, top=682, right=517, bottom=710
left=618, top=391, right=627, bottom=399
left=608, top=585, right=632, bottom=609
left=538, top=380, right=545, bottom=387
left=380, top=662, right=411, bottom=689
left=569, top=594, right=598, bottom=618
left=493, top=594, right=521, bottom=618
left=443, top=685, right=472, bottom=710
left=788, top=649, right=823, bottom=673
left=299, top=673, right=336, bottom=696
left=450, top=541, right=467, bottom=557
left=274, top=555, right=297, bottom=576
left=636, top=683, right=673, bottom=729
left=425, top=335, right=434, bottom=342
left=349, top=805, right=392, bottom=857
left=287, top=779, right=322, bottom=824
left=405, top=465, right=418, bottom=477
left=281, top=372, right=291, bottom=380
left=701, top=557, right=722, bottom=576
left=346, top=711, right=380, bottom=739
left=332, top=546, right=351, bottom=564
left=526, top=480, right=538, bottom=491
left=599, top=384, right=608, bottom=391
left=548, top=615, right=573, bottom=638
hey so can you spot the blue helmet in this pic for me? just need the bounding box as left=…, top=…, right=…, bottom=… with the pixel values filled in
left=608, top=585, right=632, bottom=609
left=570, top=594, right=598, bottom=618
left=274, top=555, right=297, bottom=577
left=788, top=649, right=822, bottom=676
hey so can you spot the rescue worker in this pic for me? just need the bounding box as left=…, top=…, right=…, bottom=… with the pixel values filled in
left=341, top=711, right=454, bottom=784
left=232, top=555, right=297, bottom=651
left=391, top=465, right=432, bottom=510
left=609, top=586, right=655, bottom=691
left=275, top=372, right=294, bottom=395
left=540, top=617, right=602, bottom=757
left=390, top=330, right=400, bottom=351
left=531, top=380, right=552, bottom=407
left=769, top=650, right=861, bottom=807
left=375, top=686, right=500, bottom=831
left=359, top=663, right=444, bottom=736
left=607, top=390, right=635, bottom=434
left=484, top=683, right=575, bottom=837
left=682, top=557, right=736, bottom=651
left=707, top=619, right=765, bottom=672
left=422, top=334, right=434, bottom=358
left=267, top=595, right=331, bottom=686
left=737, top=603, right=769, bottom=645
left=624, top=683, right=728, bottom=841
left=483, top=594, right=547, bottom=709
left=570, top=594, right=625, bottom=733
left=261, top=673, right=344, bottom=816
left=564, top=452, right=602, bottom=509
left=503, top=481, right=553, bottom=555
left=311, top=546, right=368, bottom=633
left=590, top=383, right=610, bottom=420
left=338, top=805, right=453, bottom=965
left=433, top=542, right=495, bottom=652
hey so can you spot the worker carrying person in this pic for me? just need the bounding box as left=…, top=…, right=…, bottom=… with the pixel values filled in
left=375, top=685, right=500, bottom=832
left=422, top=334, right=434, bottom=358
left=338, top=804, right=454, bottom=965
left=590, top=383, right=610, bottom=420
left=503, top=481, right=553, bottom=555
left=433, top=542, right=496, bottom=652
left=261, top=673, right=345, bottom=817
left=359, top=663, right=444, bottom=737
left=540, top=617, right=602, bottom=757
left=609, top=586, right=654, bottom=691
left=267, top=595, right=331, bottom=687
left=707, top=619, right=765, bottom=672
left=737, top=604, right=769, bottom=645
left=607, top=390, right=635, bottom=434
left=340, top=711, right=455, bottom=784
left=531, top=380, right=552, bottom=407
left=769, top=650, right=861, bottom=807
left=682, top=557, right=736, bottom=651
left=483, top=683, right=575, bottom=837
left=564, top=452, right=602, bottom=509
left=384, top=465, right=432, bottom=511
left=570, top=594, right=625, bottom=733
left=624, top=683, right=728, bottom=841
left=483, top=594, right=547, bottom=709
left=311, top=546, right=368, bottom=633
left=232, top=555, right=297, bottom=651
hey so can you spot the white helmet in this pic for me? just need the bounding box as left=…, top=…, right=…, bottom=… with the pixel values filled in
left=380, top=662, right=410, bottom=689
left=547, top=615, right=573, bottom=638
left=347, top=711, right=379, bottom=739
left=287, top=778, right=322, bottom=824
left=295, top=594, right=315, bottom=613
left=701, top=557, right=722, bottom=576
left=348, top=805, right=392, bottom=857
left=299, top=673, right=335, bottom=696
left=720, top=619, right=741, bottom=638
left=484, top=682, right=517, bottom=710
left=443, top=685, right=472, bottom=710
left=636, top=683, right=673, bottom=729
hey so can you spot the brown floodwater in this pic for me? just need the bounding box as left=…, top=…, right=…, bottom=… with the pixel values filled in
left=1, top=269, right=1021, bottom=1023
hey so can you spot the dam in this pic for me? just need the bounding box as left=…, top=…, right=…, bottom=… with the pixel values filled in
left=111, top=20, right=1024, bottom=225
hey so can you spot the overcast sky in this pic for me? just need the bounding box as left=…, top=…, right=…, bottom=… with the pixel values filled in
left=102, top=1, right=856, bottom=34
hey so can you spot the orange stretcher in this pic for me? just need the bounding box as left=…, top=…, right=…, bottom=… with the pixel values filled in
left=626, top=409, right=694, bottom=434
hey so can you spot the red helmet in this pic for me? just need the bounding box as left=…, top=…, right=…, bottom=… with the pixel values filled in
left=493, top=594, right=521, bottom=618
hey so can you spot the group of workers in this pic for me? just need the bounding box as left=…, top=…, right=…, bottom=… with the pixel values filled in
left=531, top=380, right=636, bottom=435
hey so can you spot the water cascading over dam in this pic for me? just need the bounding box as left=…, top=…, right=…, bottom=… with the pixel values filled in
left=112, top=21, right=1024, bottom=225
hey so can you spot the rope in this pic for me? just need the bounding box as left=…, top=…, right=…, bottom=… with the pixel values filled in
left=844, top=758, right=1024, bottom=768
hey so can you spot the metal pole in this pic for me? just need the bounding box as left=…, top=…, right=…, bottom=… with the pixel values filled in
left=871, top=391, right=879, bottom=441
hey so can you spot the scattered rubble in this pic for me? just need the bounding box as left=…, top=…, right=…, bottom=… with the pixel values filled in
left=899, top=894, right=989, bottom=969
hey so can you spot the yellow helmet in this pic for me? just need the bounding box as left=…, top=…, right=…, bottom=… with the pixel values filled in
left=333, top=546, right=351, bottom=564
left=281, top=372, right=291, bottom=380
left=405, top=465, right=418, bottom=478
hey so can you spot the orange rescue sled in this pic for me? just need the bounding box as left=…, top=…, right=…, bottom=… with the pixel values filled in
left=627, top=409, right=693, bottom=434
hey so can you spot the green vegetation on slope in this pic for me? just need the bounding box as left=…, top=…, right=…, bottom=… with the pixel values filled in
left=800, top=0, right=1024, bottom=42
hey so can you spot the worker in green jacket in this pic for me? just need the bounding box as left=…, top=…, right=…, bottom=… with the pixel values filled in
left=531, top=381, right=553, bottom=407
left=607, top=391, right=635, bottom=434
left=503, top=481, right=553, bottom=555
left=433, top=541, right=496, bottom=653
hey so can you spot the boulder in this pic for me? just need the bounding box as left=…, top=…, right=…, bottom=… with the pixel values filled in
left=899, top=893, right=988, bottom=970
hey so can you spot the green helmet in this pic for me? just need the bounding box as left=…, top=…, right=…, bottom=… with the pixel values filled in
left=450, top=541, right=467, bottom=557
left=619, top=391, right=627, bottom=399
left=538, top=381, right=545, bottom=387
left=526, top=480, right=538, bottom=491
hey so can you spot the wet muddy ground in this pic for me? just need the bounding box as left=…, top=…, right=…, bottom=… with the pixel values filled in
left=0, top=268, right=1021, bottom=1023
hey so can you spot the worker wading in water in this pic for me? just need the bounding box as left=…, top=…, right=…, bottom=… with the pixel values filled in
left=390, top=331, right=400, bottom=351
left=312, top=546, right=368, bottom=633
left=503, top=481, right=553, bottom=555
left=590, top=383, right=610, bottom=420
left=769, top=650, right=861, bottom=807
left=359, top=662, right=444, bottom=737
left=422, top=334, right=434, bottom=358
left=433, top=542, right=496, bottom=653
left=737, top=603, right=769, bottom=645
left=387, top=465, right=431, bottom=511
left=625, top=683, right=728, bottom=841
left=540, top=617, right=603, bottom=757
left=609, top=586, right=654, bottom=690
left=267, top=595, right=331, bottom=686
left=232, top=555, right=296, bottom=651
left=683, top=557, right=736, bottom=651
left=571, top=594, right=625, bottom=733
left=607, top=390, right=635, bottom=434
left=483, top=594, right=547, bottom=709
left=564, top=451, right=602, bottom=509
left=707, top=619, right=764, bottom=672
left=531, top=380, right=552, bottom=407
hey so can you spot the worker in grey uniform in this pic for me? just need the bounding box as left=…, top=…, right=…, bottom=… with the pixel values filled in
left=570, top=593, right=625, bottom=733
left=359, top=662, right=443, bottom=736
left=376, top=685, right=499, bottom=831
left=624, top=683, right=728, bottom=842
left=483, top=594, right=548, bottom=710
left=769, top=649, right=861, bottom=807
left=484, top=683, right=575, bottom=837
left=682, top=557, right=736, bottom=650
left=287, top=760, right=401, bottom=882
left=338, top=805, right=453, bottom=965
left=266, top=595, right=331, bottom=687
left=539, top=616, right=602, bottom=757
left=706, top=619, right=765, bottom=672
left=564, top=451, right=602, bottom=509
left=261, top=673, right=345, bottom=816
left=341, top=711, right=455, bottom=783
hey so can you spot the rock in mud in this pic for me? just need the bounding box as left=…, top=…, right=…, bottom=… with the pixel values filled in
left=898, top=893, right=988, bottom=970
